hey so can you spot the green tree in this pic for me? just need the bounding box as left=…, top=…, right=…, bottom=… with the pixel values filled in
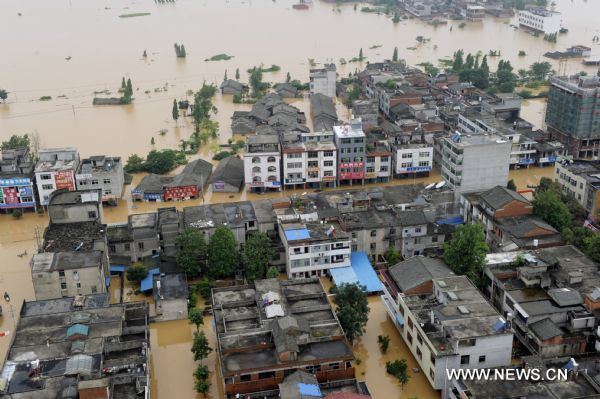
left=392, top=12, right=400, bottom=23
left=249, top=67, right=265, bottom=97
left=331, top=283, right=370, bottom=344
left=191, top=331, right=212, bottom=363
left=235, top=68, right=240, bottom=80
left=224, top=69, right=228, bottom=81
left=244, top=232, right=275, bottom=281
left=194, top=364, right=210, bottom=395
left=386, top=359, right=410, bottom=387
left=124, top=153, right=145, bottom=173
left=143, top=50, right=147, bottom=58
left=126, top=78, right=133, bottom=96
left=121, top=77, right=126, bottom=90
left=12, top=209, right=23, bottom=220
left=533, top=190, right=572, bottom=232
left=528, top=61, right=553, bottom=81
left=385, top=247, right=401, bottom=265
left=176, top=228, right=207, bottom=277
left=266, top=266, right=280, bottom=279
left=392, top=47, right=398, bottom=62
left=443, top=224, right=489, bottom=283
left=359, top=48, right=364, bottom=61
left=507, top=179, right=517, bottom=191
left=150, top=137, right=155, bottom=145
left=188, top=308, right=204, bottom=331
left=583, top=234, right=600, bottom=262
left=1, top=134, right=30, bottom=151
left=207, top=226, right=240, bottom=279
left=378, top=335, right=390, bottom=354
left=144, top=149, right=178, bottom=174
left=286, top=72, right=291, bottom=83
left=562, top=226, right=593, bottom=249
left=452, top=49, right=464, bottom=72
left=172, top=99, right=179, bottom=123
left=0, top=89, right=7, bottom=103
left=126, top=262, right=148, bottom=286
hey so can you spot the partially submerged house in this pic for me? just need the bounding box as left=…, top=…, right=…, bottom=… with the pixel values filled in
left=210, top=156, right=244, bottom=193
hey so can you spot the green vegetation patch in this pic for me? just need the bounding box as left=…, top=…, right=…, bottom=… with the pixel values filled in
left=119, top=12, right=151, bottom=18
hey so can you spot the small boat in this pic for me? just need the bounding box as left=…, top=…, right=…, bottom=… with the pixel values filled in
left=4, top=292, right=10, bottom=302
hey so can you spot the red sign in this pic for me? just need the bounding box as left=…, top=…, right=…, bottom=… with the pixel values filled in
left=164, top=185, right=198, bottom=200
left=339, top=172, right=365, bottom=180
left=55, top=171, right=75, bottom=191
left=340, top=162, right=364, bottom=168
left=3, top=187, right=19, bottom=204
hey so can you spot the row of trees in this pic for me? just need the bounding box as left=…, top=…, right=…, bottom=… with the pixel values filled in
left=124, top=148, right=187, bottom=174
left=120, top=77, right=134, bottom=104
left=174, top=43, right=187, bottom=58
left=0, top=89, right=7, bottom=102
left=175, top=227, right=279, bottom=281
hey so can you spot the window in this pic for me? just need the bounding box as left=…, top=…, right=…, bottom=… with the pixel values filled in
left=308, top=152, right=318, bottom=158
left=419, top=161, right=430, bottom=167
left=91, top=286, right=97, bottom=293
left=370, top=230, right=377, bottom=237
left=329, top=362, right=340, bottom=370
left=72, top=271, right=79, bottom=280
left=91, top=179, right=99, bottom=185
left=61, top=283, right=67, bottom=290
left=415, top=227, right=421, bottom=233
left=287, top=162, right=302, bottom=169
left=366, top=156, right=375, bottom=163
left=258, top=371, right=275, bottom=380
left=459, top=338, right=476, bottom=347
left=380, top=166, right=388, bottom=172
left=460, top=355, right=470, bottom=365
left=370, top=243, right=376, bottom=251
left=42, top=184, right=54, bottom=190
left=479, top=355, right=486, bottom=364
left=306, top=365, right=321, bottom=373
left=138, top=242, right=145, bottom=250
left=79, top=181, right=87, bottom=186
left=103, top=178, right=111, bottom=184
left=430, top=369, right=435, bottom=380
left=419, top=152, right=430, bottom=157
left=417, top=333, right=423, bottom=345
left=407, top=317, right=413, bottom=330
left=252, top=166, right=261, bottom=173
left=88, top=211, right=96, bottom=219
left=402, top=153, right=413, bottom=159
left=59, top=271, right=65, bottom=277
left=407, top=331, right=413, bottom=345
left=381, top=156, right=389, bottom=162
left=104, top=190, right=112, bottom=195
left=240, top=374, right=252, bottom=382
left=41, top=174, right=52, bottom=180
left=417, top=347, right=422, bottom=360
left=76, top=282, right=81, bottom=289
left=109, top=245, right=116, bottom=252
left=324, top=160, right=333, bottom=167
left=124, top=243, right=131, bottom=251
left=287, top=153, right=302, bottom=159
left=430, top=353, right=436, bottom=365
left=324, top=151, right=334, bottom=157
left=432, top=236, right=438, bottom=243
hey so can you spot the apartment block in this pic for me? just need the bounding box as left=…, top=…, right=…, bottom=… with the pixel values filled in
left=518, top=8, right=562, bottom=34
left=282, top=141, right=307, bottom=190
left=334, top=119, right=366, bottom=186
left=555, top=160, right=600, bottom=222
left=75, top=155, right=124, bottom=203
left=35, top=148, right=80, bottom=206
left=309, top=63, right=337, bottom=98
left=394, top=143, right=434, bottom=178
left=244, top=135, right=282, bottom=192
left=0, top=147, right=36, bottom=211
left=302, top=131, right=337, bottom=189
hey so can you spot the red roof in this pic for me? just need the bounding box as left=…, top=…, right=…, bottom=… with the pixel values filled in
left=324, top=393, right=371, bottom=399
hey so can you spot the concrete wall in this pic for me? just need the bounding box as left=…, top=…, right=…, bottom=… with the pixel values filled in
left=32, top=267, right=105, bottom=300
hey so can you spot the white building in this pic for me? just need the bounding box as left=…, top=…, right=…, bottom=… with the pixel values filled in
left=302, top=131, right=337, bottom=189
left=35, top=148, right=80, bottom=206
left=75, top=155, right=125, bottom=203
left=518, top=8, right=562, bottom=35
left=279, top=221, right=351, bottom=279
left=440, top=133, right=511, bottom=194
left=394, top=143, right=434, bottom=177
left=381, top=274, right=513, bottom=397
left=309, top=63, right=337, bottom=98
left=282, top=142, right=307, bottom=190
left=244, top=135, right=281, bottom=193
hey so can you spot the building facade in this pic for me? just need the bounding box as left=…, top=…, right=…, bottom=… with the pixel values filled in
left=394, top=144, right=434, bottom=178
left=545, top=76, right=600, bottom=157
left=35, top=148, right=80, bottom=206
left=517, top=8, right=562, bottom=34
left=554, top=160, right=600, bottom=222
left=75, top=155, right=124, bottom=203
left=334, top=120, right=366, bottom=186
left=244, top=135, right=282, bottom=193
left=0, top=147, right=36, bottom=211
left=309, top=63, right=337, bottom=98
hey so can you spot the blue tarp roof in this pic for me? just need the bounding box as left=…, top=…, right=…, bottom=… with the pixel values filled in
left=140, top=268, right=161, bottom=292
left=329, top=252, right=382, bottom=293
left=110, top=265, right=127, bottom=273
left=66, top=324, right=89, bottom=338
left=284, top=228, right=310, bottom=241
left=396, top=314, right=405, bottom=326
left=105, top=277, right=110, bottom=287
left=437, top=216, right=464, bottom=226
left=297, top=383, right=322, bottom=397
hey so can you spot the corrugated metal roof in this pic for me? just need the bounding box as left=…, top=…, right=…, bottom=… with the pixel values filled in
left=66, top=324, right=89, bottom=338
left=65, top=354, right=93, bottom=375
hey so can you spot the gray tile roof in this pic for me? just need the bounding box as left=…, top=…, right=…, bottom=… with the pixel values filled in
left=529, top=317, right=563, bottom=341
left=389, top=256, right=453, bottom=293
left=209, top=156, right=244, bottom=188
left=547, top=288, right=583, bottom=307
left=480, top=185, right=530, bottom=211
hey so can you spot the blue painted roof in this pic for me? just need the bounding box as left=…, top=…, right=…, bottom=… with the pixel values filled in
left=140, top=268, right=161, bottom=292
left=437, top=216, right=464, bottom=226
left=297, top=383, right=322, bottom=397
left=110, top=265, right=127, bottom=273
left=330, top=252, right=382, bottom=293
left=66, top=324, right=89, bottom=338
left=284, top=228, right=310, bottom=241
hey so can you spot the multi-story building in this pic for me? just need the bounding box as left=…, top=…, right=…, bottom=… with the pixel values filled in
left=381, top=274, right=513, bottom=397
left=75, top=155, right=124, bottom=203
left=35, top=189, right=110, bottom=300
left=279, top=221, right=351, bottom=279
left=0, top=147, right=36, bottom=212
left=35, top=147, right=80, bottom=206
left=0, top=294, right=150, bottom=398
left=309, top=63, right=337, bottom=98
left=302, top=131, right=337, bottom=189
left=244, top=135, right=282, bottom=193
left=311, top=93, right=338, bottom=132
left=555, top=160, right=600, bottom=222
left=394, top=143, right=434, bottom=178
left=545, top=76, right=600, bottom=157
left=352, top=99, right=379, bottom=130
left=440, top=133, right=511, bottom=194
left=212, top=278, right=355, bottom=397
left=282, top=141, right=307, bottom=190
left=460, top=4, right=485, bottom=21
left=334, top=119, right=366, bottom=186
left=365, top=140, right=392, bottom=184
left=518, top=8, right=562, bottom=34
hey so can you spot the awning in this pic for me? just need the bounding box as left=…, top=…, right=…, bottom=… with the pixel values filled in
left=437, top=216, right=464, bottom=226
left=395, top=314, right=405, bottom=326
left=140, top=268, right=161, bottom=292
left=110, top=265, right=127, bottom=273
left=329, top=252, right=382, bottom=293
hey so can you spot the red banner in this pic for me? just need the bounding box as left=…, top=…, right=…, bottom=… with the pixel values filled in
left=164, top=185, right=198, bottom=200
left=55, top=171, right=75, bottom=191
left=3, top=187, right=19, bottom=204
